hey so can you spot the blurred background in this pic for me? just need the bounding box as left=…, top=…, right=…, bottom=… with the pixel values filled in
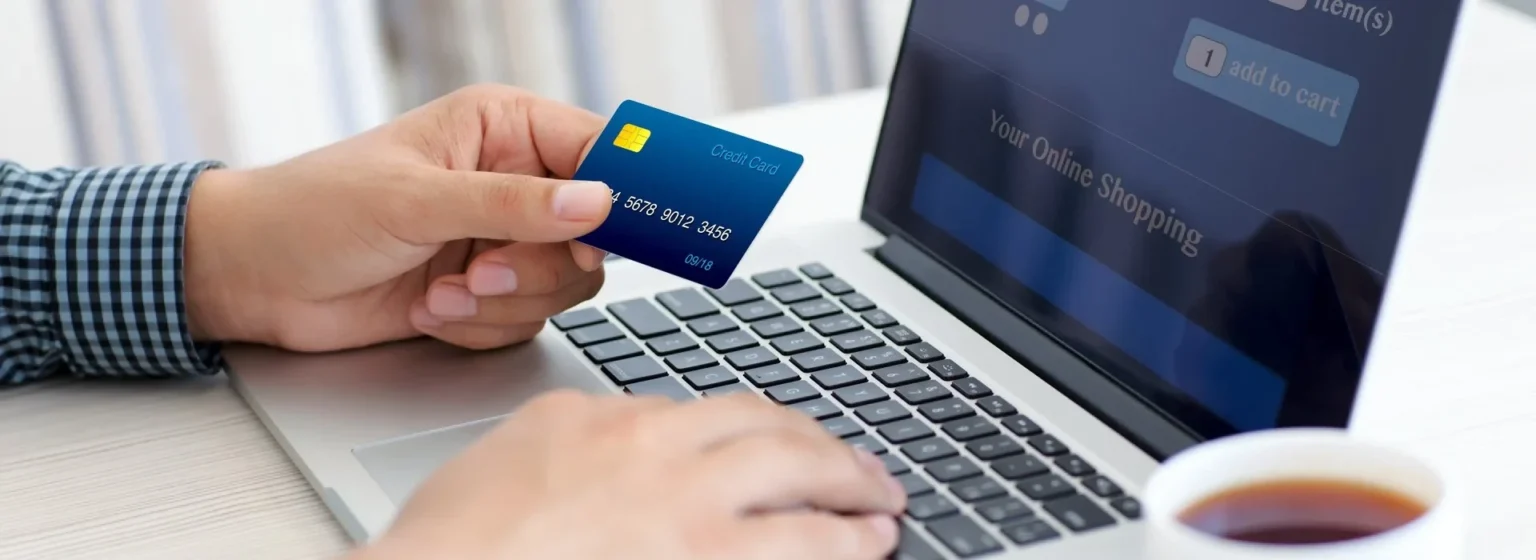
left=0, top=0, right=911, bottom=170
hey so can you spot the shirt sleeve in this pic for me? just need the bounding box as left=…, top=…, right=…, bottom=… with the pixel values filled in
left=1, top=160, right=226, bottom=385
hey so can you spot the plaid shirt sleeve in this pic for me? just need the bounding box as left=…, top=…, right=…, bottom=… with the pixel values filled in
left=1, top=159, right=225, bottom=385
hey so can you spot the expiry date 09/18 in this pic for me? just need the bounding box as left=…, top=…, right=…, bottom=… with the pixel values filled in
left=683, top=253, right=714, bottom=271
left=612, top=191, right=733, bottom=242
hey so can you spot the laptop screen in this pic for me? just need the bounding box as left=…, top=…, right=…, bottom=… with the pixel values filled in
left=864, top=0, right=1463, bottom=438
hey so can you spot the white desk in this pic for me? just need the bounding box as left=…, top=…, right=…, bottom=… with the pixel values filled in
left=5, top=7, right=1536, bottom=553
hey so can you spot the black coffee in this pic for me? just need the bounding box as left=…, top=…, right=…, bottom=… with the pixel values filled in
left=1179, top=479, right=1428, bottom=544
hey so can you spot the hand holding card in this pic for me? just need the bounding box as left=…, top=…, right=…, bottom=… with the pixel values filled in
left=572, top=100, right=804, bottom=289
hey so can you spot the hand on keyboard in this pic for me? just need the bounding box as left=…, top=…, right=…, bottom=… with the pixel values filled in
left=349, top=389, right=907, bottom=560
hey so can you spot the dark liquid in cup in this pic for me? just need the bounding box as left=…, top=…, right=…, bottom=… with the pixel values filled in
left=1178, top=479, right=1428, bottom=544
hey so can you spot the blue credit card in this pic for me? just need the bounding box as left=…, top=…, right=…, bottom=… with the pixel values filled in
left=574, top=100, right=804, bottom=289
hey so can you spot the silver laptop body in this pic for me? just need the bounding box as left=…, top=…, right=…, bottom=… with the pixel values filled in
left=226, top=0, right=1524, bottom=557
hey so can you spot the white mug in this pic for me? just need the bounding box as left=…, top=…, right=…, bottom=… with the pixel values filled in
left=1142, top=427, right=1462, bottom=560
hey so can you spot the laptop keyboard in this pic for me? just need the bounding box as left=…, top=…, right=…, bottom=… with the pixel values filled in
left=549, top=263, right=1142, bottom=558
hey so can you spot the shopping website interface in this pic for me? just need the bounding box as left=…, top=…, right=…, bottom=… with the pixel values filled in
left=878, top=0, right=1461, bottom=433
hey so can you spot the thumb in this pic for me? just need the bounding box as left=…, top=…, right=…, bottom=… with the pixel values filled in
left=410, top=169, right=612, bottom=243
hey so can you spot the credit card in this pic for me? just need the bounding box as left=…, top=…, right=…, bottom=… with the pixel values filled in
left=573, top=100, right=804, bottom=289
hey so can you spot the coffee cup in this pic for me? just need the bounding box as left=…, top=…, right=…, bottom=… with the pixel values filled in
left=1142, top=427, right=1461, bottom=560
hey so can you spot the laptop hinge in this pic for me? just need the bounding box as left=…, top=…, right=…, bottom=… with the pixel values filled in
left=873, top=237, right=1200, bottom=461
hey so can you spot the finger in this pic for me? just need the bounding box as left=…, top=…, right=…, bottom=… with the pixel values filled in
left=465, top=242, right=587, bottom=297
left=732, top=512, right=899, bottom=560
left=642, top=392, right=828, bottom=451
left=431, top=269, right=603, bottom=326
left=461, top=85, right=605, bottom=178
left=408, top=170, right=612, bottom=244
left=569, top=241, right=606, bottom=272
left=410, top=300, right=546, bottom=349
left=692, top=429, right=905, bottom=516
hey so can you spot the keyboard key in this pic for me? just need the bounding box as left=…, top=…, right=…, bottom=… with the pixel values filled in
left=749, top=316, right=803, bottom=338
left=585, top=339, right=644, bottom=363
left=901, top=437, right=958, bottom=463
left=687, top=315, right=738, bottom=337
left=770, top=283, right=820, bottom=304
left=927, top=359, right=969, bottom=381
left=926, top=515, right=1003, bottom=558
left=832, top=382, right=888, bottom=407
left=846, top=434, right=886, bottom=455
left=810, top=365, right=865, bottom=389
left=707, top=279, right=762, bottom=306
left=976, top=497, right=1033, bottom=524
left=874, top=363, right=928, bottom=387
left=810, top=314, right=862, bottom=336
left=1044, top=495, right=1117, bottom=533
left=789, top=299, right=840, bottom=320
left=830, top=329, right=883, bottom=353
left=770, top=332, right=824, bottom=355
left=854, top=401, right=912, bottom=425
left=877, top=418, right=935, bottom=444
left=798, top=262, right=833, bottom=279
left=567, top=322, right=624, bottom=347
left=787, top=398, right=840, bottom=420
left=766, top=380, right=819, bottom=404
left=744, top=364, right=799, bottom=387
left=1027, top=434, right=1069, bottom=456
left=894, top=522, right=944, bottom=560
left=881, top=453, right=913, bottom=475
left=820, top=277, right=854, bottom=295
left=625, top=376, right=695, bottom=401
left=752, top=269, right=801, bottom=288
left=706, top=331, right=757, bottom=353
left=607, top=299, right=680, bottom=339
left=682, top=366, right=738, bottom=390
left=976, top=395, right=1016, bottom=417
left=550, top=307, right=604, bottom=330
left=1000, top=415, right=1044, bottom=437
left=897, top=473, right=934, bottom=497
left=1018, top=474, right=1075, bottom=501
left=951, top=378, right=992, bottom=399
left=896, top=379, right=952, bottom=404
left=664, top=350, right=718, bottom=372
left=853, top=347, right=906, bottom=370
left=1083, top=475, right=1123, bottom=497
left=645, top=332, right=698, bottom=355
left=1054, top=455, right=1096, bottom=477
left=820, top=416, right=863, bottom=438
left=883, top=326, right=921, bottom=345
left=918, top=398, right=976, bottom=423
left=966, top=435, right=1025, bottom=461
left=1109, top=497, right=1142, bottom=519
left=926, top=456, right=982, bottom=483
left=906, top=493, right=959, bottom=521
left=731, top=301, right=783, bottom=322
left=723, top=347, right=777, bottom=371
left=992, top=454, right=1049, bottom=480
left=863, top=309, right=899, bottom=328
left=601, top=356, right=668, bottom=385
left=790, top=348, right=846, bottom=372
left=999, top=519, right=1060, bottom=546
left=941, top=417, right=999, bottom=441
left=950, top=476, right=1008, bottom=503
left=841, top=293, right=876, bottom=312
left=703, top=383, right=755, bottom=398
left=656, top=288, right=718, bottom=320
left=905, top=342, right=944, bottom=362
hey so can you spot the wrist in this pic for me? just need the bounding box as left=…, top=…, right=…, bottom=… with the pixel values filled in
left=184, top=168, right=268, bottom=343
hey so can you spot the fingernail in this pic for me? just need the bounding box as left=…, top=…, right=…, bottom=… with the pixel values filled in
left=410, top=305, right=443, bottom=329
left=553, top=181, right=611, bottom=221
left=885, top=473, right=906, bottom=504
left=867, top=515, right=898, bottom=542
left=468, top=262, right=519, bottom=296
left=427, top=285, right=478, bottom=318
left=856, top=448, right=885, bottom=471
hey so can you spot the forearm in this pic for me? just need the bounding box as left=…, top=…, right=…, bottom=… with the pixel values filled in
left=0, top=160, right=225, bottom=384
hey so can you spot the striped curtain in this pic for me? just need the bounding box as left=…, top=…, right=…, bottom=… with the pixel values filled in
left=2, top=0, right=910, bottom=170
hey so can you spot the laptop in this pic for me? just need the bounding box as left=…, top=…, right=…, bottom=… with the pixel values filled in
left=224, top=0, right=1509, bottom=556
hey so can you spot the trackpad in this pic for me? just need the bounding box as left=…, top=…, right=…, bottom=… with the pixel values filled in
left=352, top=414, right=507, bottom=506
